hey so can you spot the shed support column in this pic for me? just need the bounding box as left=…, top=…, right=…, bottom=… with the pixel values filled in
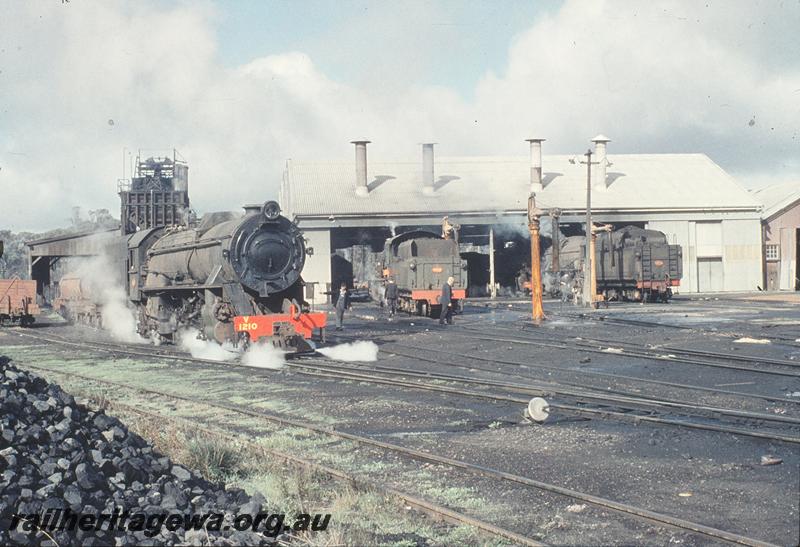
left=489, top=227, right=496, bottom=298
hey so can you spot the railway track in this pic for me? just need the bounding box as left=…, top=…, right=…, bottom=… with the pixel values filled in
left=10, top=329, right=800, bottom=445
left=468, top=299, right=800, bottom=346
left=337, top=317, right=800, bottom=406
left=77, top=399, right=546, bottom=547
left=547, top=307, right=800, bottom=347
left=453, top=323, right=800, bottom=378
left=377, top=335, right=799, bottom=406
left=14, top=356, right=782, bottom=547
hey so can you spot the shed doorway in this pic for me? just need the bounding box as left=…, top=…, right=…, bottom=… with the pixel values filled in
left=697, top=257, right=724, bottom=292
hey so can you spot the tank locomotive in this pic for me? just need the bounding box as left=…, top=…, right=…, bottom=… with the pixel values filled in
left=379, top=230, right=467, bottom=316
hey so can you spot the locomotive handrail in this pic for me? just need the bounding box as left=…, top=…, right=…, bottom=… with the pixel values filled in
left=147, top=236, right=231, bottom=256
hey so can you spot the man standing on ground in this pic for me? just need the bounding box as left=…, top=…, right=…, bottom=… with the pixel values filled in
left=385, top=278, right=398, bottom=318
left=334, top=283, right=350, bottom=331
left=439, top=276, right=454, bottom=325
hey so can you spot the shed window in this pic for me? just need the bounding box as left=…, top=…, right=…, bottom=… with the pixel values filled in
left=765, top=244, right=780, bottom=261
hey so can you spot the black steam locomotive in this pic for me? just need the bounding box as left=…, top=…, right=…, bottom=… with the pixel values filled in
left=544, top=226, right=682, bottom=302
left=58, top=201, right=325, bottom=353
left=379, top=230, right=467, bottom=316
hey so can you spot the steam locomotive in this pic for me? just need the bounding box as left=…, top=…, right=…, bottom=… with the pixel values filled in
left=57, top=201, right=326, bottom=353
left=379, top=230, right=467, bottom=316
left=543, top=226, right=682, bottom=302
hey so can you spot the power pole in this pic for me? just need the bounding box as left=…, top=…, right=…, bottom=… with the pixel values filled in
left=528, top=194, right=545, bottom=322
left=489, top=227, right=497, bottom=299
left=583, top=149, right=594, bottom=308
left=549, top=208, right=561, bottom=273
left=577, top=150, right=600, bottom=308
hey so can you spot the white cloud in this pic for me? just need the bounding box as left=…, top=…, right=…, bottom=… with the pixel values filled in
left=0, top=0, right=797, bottom=231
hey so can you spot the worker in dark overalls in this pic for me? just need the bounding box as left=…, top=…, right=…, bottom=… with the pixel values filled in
left=439, top=276, right=454, bottom=325
left=385, top=278, right=398, bottom=318
left=334, top=283, right=350, bottom=331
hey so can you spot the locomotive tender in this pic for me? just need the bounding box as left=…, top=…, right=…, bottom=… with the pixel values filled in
left=58, top=201, right=326, bottom=353
left=379, top=230, right=467, bottom=316
left=544, top=225, right=682, bottom=302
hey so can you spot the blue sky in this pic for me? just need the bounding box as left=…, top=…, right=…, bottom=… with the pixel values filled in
left=213, top=0, right=561, bottom=97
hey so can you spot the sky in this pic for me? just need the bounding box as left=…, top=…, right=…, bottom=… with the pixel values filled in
left=0, top=0, right=798, bottom=232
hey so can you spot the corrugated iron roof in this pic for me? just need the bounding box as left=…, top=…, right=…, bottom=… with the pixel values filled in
left=751, top=180, right=800, bottom=220
left=283, top=153, right=761, bottom=217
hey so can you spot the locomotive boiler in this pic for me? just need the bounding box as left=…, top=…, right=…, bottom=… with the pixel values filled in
left=134, top=201, right=325, bottom=351
left=379, top=230, right=467, bottom=316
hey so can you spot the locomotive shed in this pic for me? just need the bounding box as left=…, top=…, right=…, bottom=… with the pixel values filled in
left=282, top=139, right=768, bottom=305
left=2, top=295, right=798, bottom=546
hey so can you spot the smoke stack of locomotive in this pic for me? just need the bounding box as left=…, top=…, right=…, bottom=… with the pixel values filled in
left=352, top=140, right=370, bottom=197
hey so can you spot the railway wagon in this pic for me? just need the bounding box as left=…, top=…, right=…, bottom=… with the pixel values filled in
left=0, top=241, right=40, bottom=326
left=54, top=276, right=103, bottom=326
left=380, top=230, right=467, bottom=316
left=0, top=278, right=39, bottom=326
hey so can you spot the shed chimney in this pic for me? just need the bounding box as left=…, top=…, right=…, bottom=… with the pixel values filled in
left=351, top=140, right=370, bottom=197
left=591, top=134, right=611, bottom=189
left=526, top=138, right=545, bottom=194
left=422, top=143, right=436, bottom=196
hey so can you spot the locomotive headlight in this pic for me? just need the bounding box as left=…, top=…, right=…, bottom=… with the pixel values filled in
left=409, top=262, right=417, bottom=271
left=262, top=201, right=282, bottom=220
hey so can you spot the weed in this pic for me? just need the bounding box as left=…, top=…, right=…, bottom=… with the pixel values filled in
left=185, top=437, right=244, bottom=482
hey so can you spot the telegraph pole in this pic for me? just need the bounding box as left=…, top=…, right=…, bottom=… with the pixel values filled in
left=576, top=149, right=601, bottom=308
left=528, top=194, right=545, bottom=322
left=489, top=227, right=497, bottom=299
left=549, top=208, right=561, bottom=273
left=583, top=149, right=593, bottom=307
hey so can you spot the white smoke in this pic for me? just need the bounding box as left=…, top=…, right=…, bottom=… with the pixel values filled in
left=64, top=254, right=144, bottom=344
left=317, top=341, right=379, bottom=362
left=241, top=343, right=286, bottom=370
left=178, top=328, right=238, bottom=361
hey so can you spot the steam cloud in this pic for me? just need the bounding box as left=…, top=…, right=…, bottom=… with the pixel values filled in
left=178, top=328, right=285, bottom=369
left=65, top=255, right=144, bottom=344
left=241, top=343, right=286, bottom=370
left=178, top=329, right=238, bottom=361
left=317, top=341, right=379, bottom=362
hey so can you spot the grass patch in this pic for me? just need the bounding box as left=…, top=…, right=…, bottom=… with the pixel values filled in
left=185, top=437, right=243, bottom=482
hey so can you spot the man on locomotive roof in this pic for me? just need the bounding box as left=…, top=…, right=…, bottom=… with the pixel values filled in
left=439, top=276, right=455, bottom=326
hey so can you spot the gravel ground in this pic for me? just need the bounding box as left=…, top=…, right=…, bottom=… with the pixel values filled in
left=1, top=295, right=798, bottom=546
